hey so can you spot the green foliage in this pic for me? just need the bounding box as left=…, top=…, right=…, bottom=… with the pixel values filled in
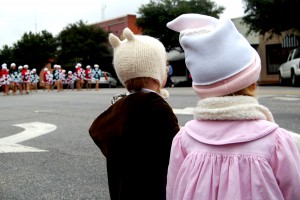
left=11, top=31, right=56, bottom=73
left=56, top=20, right=110, bottom=70
left=0, top=20, right=110, bottom=74
left=136, top=0, right=224, bottom=52
left=243, top=0, right=300, bottom=36
left=0, top=45, right=14, bottom=65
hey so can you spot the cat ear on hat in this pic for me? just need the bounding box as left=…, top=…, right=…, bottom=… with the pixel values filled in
left=109, top=27, right=136, bottom=48
left=109, top=33, right=121, bottom=48
left=123, top=28, right=135, bottom=41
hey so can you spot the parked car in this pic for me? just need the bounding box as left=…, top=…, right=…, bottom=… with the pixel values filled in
left=92, top=71, right=118, bottom=88
left=279, top=47, right=300, bottom=86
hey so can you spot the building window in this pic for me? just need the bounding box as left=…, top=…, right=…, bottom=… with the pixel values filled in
left=282, top=34, right=300, bottom=48
left=266, top=44, right=288, bottom=75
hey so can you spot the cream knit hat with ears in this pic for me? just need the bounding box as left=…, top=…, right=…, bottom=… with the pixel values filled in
left=109, top=27, right=167, bottom=87
left=167, top=13, right=261, bottom=98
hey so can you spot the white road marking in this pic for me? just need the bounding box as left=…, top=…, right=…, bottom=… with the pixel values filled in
left=272, top=97, right=300, bottom=101
left=0, top=122, right=57, bottom=153
left=173, top=107, right=194, bottom=115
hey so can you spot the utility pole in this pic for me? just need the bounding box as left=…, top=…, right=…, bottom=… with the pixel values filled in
left=35, top=8, right=37, bottom=33
left=101, top=0, right=106, bottom=21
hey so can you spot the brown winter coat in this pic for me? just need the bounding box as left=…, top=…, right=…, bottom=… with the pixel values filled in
left=89, top=91, right=180, bottom=200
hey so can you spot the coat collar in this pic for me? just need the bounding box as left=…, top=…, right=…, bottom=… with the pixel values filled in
left=194, top=96, right=274, bottom=122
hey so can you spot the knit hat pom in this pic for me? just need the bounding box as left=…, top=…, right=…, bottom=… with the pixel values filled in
left=159, top=88, right=170, bottom=99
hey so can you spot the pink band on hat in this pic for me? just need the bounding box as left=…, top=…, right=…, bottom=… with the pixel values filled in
left=193, top=52, right=261, bottom=99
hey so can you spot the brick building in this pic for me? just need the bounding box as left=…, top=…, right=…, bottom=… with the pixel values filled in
left=92, top=14, right=142, bottom=37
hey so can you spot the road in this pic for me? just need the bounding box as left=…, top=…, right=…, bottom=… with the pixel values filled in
left=0, top=86, right=299, bottom=199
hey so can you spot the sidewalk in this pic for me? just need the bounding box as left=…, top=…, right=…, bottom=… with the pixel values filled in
left=257, top=86, right=300, bottom=96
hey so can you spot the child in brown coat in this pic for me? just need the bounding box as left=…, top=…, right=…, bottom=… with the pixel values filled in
left=89, top=28, right=180, bottom=200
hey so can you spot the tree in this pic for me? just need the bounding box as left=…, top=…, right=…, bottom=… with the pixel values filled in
left=56, top=20, right=110, bottom=70
left=0, top=45, right=14, bottom=65
left=242, top=0, right=300, bottom=36
left=136, top=0, right=224, bottom=52
left=12, top=30, right=56, bottom=72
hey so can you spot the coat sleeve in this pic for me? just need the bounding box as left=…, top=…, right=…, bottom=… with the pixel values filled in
left=167, top=129, right=187, bottom=200
left=89, top=105, right=116, bottom=157
left=270, top=129, right=300, bottom=200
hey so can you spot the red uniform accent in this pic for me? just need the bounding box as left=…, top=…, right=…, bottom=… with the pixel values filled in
left=85, top=69, right=91, bottom=79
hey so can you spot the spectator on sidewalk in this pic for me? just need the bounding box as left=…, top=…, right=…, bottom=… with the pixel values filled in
left=166, top=61, right=174, bottom=87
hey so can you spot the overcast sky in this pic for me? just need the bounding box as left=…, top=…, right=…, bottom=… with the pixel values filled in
left=0, top=0, right=244, bottom=47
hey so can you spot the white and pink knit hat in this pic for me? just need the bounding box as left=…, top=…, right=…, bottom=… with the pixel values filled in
left=167, top=14, right=261, bottom=98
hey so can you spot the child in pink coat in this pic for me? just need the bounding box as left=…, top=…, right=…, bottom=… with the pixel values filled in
left=166, top=14, right=300, bottom=200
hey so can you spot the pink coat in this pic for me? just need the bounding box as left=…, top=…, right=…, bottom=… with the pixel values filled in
left=167, top=119, right=300, bottom=200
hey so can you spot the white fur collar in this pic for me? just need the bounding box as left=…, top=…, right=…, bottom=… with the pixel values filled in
left=194, top=96, right=274, bottom=122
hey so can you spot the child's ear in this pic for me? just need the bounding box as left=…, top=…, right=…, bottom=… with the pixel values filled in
left=250, top=83, right=257, bottom=90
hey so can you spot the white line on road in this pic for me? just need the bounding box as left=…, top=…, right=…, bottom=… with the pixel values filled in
left=272, top=97, right=300, bottom=101
left=173, top=107, right=194, bottom=115
left=0, top=122, right=57, bottom=153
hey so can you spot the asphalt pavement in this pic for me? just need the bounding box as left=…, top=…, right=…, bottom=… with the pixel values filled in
left=0, top=86, right=299, bottom=199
